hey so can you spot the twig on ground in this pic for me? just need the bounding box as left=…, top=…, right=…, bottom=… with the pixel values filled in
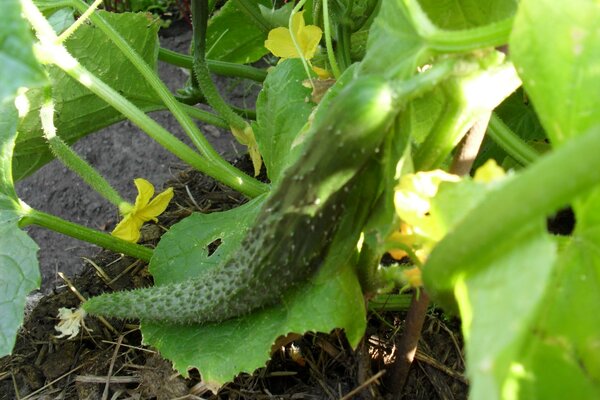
left=21, top=364, right=85, bottom=400
left=102, top=334, right=124, bottom=400
left=340, top=370, right=386, bottom=400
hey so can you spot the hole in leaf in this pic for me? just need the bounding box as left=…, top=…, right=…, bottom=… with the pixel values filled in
left=207, top=238, right=222, bottom=256
left=546, top=207, right=575, bottom=236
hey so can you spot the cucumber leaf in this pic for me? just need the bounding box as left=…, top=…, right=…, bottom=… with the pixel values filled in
left=0, top=102, right=40, bottom=357
left=13, top=11, right=161, bottom=181
left=252, top=59, right=314, bottom=183
left=456, top=222, right=556, bottom=399
left=205, top=0, right=270, bottom=63
left=142, top=186, right=368, bottom=388
left=360, top=0, right=432, bottom=79
left=418, top=0, right=517, bottom=29
left=0, top=0, right=47, bottom=104
left=510, top=0, right=600, bottom=145
left=510, top=188, right=600, bottom=399
left=148, top=196, right=266, bottom=283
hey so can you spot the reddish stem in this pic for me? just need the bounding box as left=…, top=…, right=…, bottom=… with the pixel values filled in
left=384, top=112, right=491, bottom=397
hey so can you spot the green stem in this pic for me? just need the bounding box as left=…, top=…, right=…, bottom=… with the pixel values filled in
left=158, top=48, right=267, bottom=82
left=322, top=0, right=341, bottom=78
left=428, top=17, right=514, bottom=53
left=20, top=207, right=153, bottom=262
left=57, top=0, right=102, bottom=42
left=289, top=0, right=316, bottom=86
left=25, top=0, right=266, bottom=198
left=335, top=23, right=352, bottom=71
left=368, top=294, right=413, bottom=312
left=230, top=0, right=271, bottom=32
left=487, top=113, right=540, bottom=166
left=424, top=125, right=600, bottom=309
left=37, top=44, right=266, bottom=197
left=68, top=0, right=215, bottom=159
left=191, top=0, right=248, bottom=131
left=413, top=96, right=465, bottom=170
left=40, top=87, right=125, bottom=207
left=176, top=102, right=228, bottom=128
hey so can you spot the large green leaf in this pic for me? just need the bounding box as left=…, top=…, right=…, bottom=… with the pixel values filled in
left=419, top=0, right=516, bottom=29
left=360, top=0, right=432, bottom=79
left=510, top=0, right=600, bottom=145
left=142, top=191, right=367, bottom=388
left=0, top=102, right=40, bottom=357
left=0, top=0, right=47, bottom=104
left=205, top=0, right=270, bottom=63
left=510, top=189, right=600, bottom=398
left=148, top=196, right=266, bottom=283
left=12, top=11, right=161, bottom=181
left=252, top=59, right=314, bottom=182
left=455, top=223, right=556, bottom=399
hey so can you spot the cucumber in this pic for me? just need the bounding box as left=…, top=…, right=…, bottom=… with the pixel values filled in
left=83, top=77, right=396, bottom=324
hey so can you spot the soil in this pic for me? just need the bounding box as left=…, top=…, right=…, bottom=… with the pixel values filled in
left=2, top=19, right=468, bottom=400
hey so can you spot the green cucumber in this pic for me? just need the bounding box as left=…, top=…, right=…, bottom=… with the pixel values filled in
left=82, top=77, right=396, bottom=324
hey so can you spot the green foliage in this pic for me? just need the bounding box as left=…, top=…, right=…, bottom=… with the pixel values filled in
left=252, top=59, right=314, bottom=182
left=419, top=0, right=517, bottom=29
left=360, top=0, right=431, bottom=79
left=0, top=103, right=40, bottom=357
left=13, top=10, right=161, bottom=181
left=1, top=0, right=47, bottom=103
left=205, top=0, right=270, bottom=63
left=4, top=0, right=600, bottom=396
left=141, top=195, right=366, bottom=387
left=510, top=0, right=600, bottom=145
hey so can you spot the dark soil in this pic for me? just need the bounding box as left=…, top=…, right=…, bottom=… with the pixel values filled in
left=2, top=19, right=467, bottom=400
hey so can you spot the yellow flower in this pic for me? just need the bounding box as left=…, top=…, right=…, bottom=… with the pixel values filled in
left=265, top=11, right=323, bottom=61
left=112, top=178, right=174, bottom=243
left=473, top=159, right=506, bottom=183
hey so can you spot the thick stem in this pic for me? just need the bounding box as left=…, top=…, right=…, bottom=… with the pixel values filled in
left=69, top=0, right=222, bottom=161
left=41, top=88, right=125, bottom=207
left=39, top=43, right=266, bottom=197
left=429, top=17, right=514, bottom=53
left=157, top=47, right=267, bottom=82
left=20, top=208, right=153, bottom=262
left=322, top=0, right=341, bottom=78
left=450, top=112, right=492, bottom=175
left=191, top=0, right=247, bottom=131
left=487, top=113, right=540, bottom=166
left=424, top=124, right=600, bottom=307
left=25, top=0, right=266, bottom=197
left=385, top=115, right=489, bottom=396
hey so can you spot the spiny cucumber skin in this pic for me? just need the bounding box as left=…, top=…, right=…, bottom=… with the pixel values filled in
left=83, top=77, right=395, bottom=324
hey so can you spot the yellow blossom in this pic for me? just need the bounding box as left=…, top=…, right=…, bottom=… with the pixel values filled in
left=264, top=11, right=322, bottom=61
left=112, top=178, right=174, bottom=243
left=402, top=266, right=423, bottom=288
left=473, top=159, right=506, bottom=183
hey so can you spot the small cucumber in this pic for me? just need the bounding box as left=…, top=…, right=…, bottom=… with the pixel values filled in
left=83, top=77, right=396, bottom=324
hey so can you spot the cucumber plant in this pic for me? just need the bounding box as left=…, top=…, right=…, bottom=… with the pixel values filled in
left=2, top=0, right=600, bottom=398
